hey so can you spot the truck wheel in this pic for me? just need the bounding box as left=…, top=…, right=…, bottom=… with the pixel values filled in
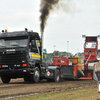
left=31, top=67, right=40, bottom=83
left=1, top=76, right=11, bottom=83
left=53, top=69, right=60, bottom=82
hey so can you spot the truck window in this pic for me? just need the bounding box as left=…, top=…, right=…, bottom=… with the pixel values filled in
left=29, top=40, right=38, bottom=53
left=85, top=42, right=96, bottom=48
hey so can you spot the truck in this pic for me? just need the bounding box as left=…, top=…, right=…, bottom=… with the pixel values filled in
left=0, top=29, right=61, bottom=83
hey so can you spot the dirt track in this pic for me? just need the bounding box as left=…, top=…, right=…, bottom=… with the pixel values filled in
left=0, top=78, right=97, bottom=99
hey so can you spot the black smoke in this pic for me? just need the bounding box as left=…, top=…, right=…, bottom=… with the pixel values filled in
left=39, top=0, right=59, bottom=35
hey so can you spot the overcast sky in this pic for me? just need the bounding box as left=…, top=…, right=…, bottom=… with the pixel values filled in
left=0, top=0, right=100, bottom=54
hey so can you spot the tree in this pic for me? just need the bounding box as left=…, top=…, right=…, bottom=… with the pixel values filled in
left=53, top=51, right=60, bottom=56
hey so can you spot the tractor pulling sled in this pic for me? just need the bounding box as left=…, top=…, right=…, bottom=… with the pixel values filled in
left=0, top=29, right=100, bottom=83
left=53, top=35, right=100, bottom=80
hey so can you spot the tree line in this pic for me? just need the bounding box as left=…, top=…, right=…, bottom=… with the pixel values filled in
left=43, top=49, right=84, bottom=61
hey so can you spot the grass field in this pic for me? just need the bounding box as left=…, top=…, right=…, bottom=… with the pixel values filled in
left=10, top=86, right=100, bottom=100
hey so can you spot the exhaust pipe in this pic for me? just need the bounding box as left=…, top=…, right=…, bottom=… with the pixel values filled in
left=41, top=33, right=43, bottom=62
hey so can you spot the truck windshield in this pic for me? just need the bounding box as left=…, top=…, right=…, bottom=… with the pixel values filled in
left=85, top=42, right=96, bottom=48
left=0, top=36, right=28, bottom=48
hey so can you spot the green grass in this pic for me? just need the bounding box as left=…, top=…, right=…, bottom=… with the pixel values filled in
left=10, top=86, right=100, bottom=100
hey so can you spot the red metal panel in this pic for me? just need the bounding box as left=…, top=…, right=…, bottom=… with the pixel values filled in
left=53, top=57, right=68, bottom=66
left=79, top=77, right=92, bottom=79
left=84, top=49, right=96, bottom=61
left=79, top=73, right=92, bottom=79
left=73, top=65, right=77, bottom=77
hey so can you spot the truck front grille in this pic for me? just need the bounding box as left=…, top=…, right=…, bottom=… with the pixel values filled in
left=0, top=51, right=27, bottom=65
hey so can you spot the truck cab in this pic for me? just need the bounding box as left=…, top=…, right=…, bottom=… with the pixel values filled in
left=0, top=29, right=43, bottom=83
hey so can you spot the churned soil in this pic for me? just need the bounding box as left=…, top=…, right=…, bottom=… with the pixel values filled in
left=0, top=78, right=97, bottom=99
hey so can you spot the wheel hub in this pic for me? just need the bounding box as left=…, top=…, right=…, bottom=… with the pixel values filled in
left=35, top=71, right=39, bottom=78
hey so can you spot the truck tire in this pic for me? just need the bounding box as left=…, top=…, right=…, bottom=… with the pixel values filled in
left=53, top=69, right=60, bottom=82
left=1, top=76, right=11, bottom=83
left=47, top=69, right=60, bottom=82
left=31, top=67, right=40, bottom=83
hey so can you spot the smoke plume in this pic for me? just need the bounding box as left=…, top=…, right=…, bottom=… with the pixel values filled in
left=39, top=0, right=60, bottom=35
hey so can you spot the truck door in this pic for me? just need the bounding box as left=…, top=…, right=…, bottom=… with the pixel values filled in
left=29, top=39, right=41, bottom=60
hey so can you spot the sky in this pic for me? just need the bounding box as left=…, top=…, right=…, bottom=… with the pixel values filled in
left=0, top=0, right=100, bottom=55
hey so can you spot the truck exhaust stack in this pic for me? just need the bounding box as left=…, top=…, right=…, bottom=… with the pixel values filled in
left=41, top=33, right=43, bottom=62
